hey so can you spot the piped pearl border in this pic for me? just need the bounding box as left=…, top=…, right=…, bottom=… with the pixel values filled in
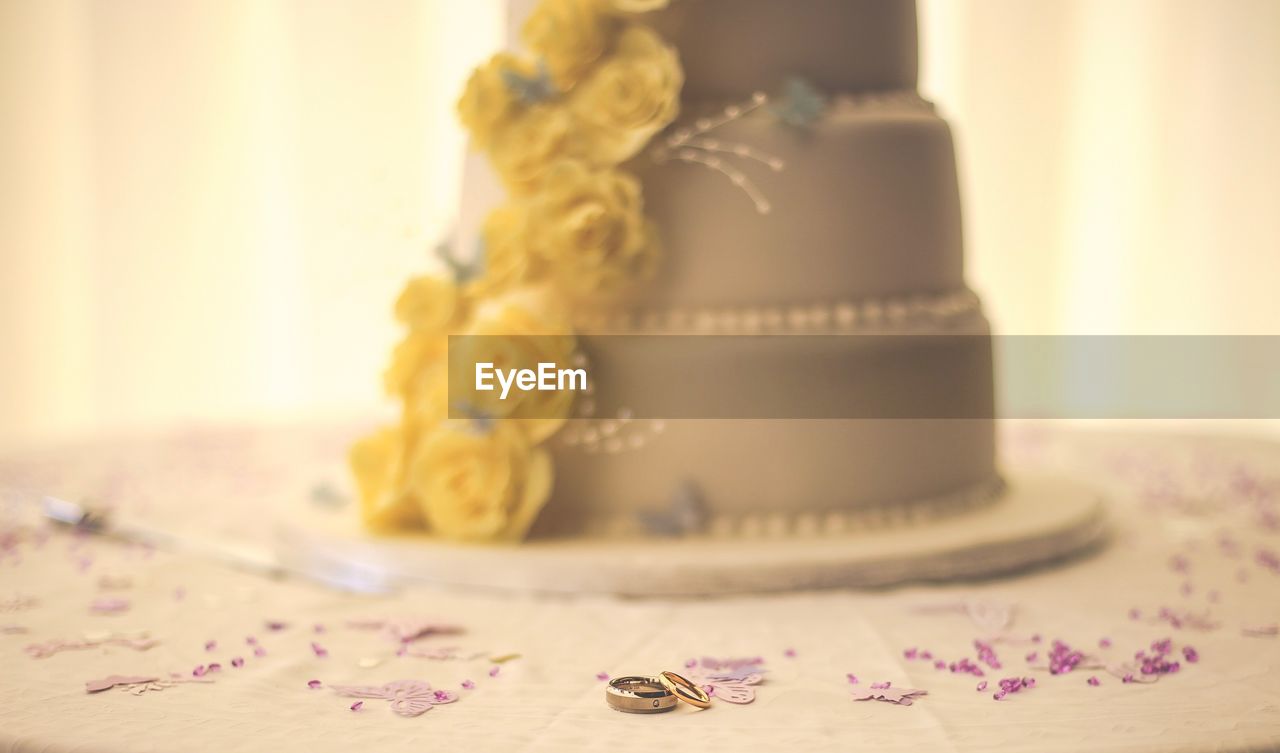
left=828, top=89, right=935, bottom=114
left=704, top=475, right=1005, bottom=539
left=557, top=475, right=1007, bottom=540
left=571, top=288, right=982, bottom=335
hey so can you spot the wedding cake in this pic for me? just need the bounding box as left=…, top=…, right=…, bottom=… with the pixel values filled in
left=346, top=0, right=1103, bottom=591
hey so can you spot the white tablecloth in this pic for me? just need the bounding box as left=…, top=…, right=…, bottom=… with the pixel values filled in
left=1, top=423, right=1279, bottom=753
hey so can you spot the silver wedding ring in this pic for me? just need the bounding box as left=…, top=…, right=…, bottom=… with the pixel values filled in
left=606, top=676, right=678, bottom=713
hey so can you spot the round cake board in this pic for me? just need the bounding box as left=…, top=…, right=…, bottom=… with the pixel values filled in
left=291, top=473, right=1106, bottom=597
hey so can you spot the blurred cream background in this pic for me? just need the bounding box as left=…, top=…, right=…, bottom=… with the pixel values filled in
left=1, top=0, right=1278, bottom=448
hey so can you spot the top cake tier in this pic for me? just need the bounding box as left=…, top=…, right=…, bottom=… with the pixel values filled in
left=648, top=0, right=918, bottom=100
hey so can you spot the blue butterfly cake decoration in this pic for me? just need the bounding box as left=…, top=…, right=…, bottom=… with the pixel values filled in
left=768, top=76, right=830, bottom=129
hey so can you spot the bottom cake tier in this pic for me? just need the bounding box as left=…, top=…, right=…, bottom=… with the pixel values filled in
left=539, top=417, right=1000, bottom=538
left=532, top=316, right=1000, bottom=538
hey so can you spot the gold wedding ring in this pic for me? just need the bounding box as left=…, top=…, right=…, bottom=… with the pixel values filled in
left=606, top=676, right=677, bottom=713
left=659, top=670, right=712, bottom=709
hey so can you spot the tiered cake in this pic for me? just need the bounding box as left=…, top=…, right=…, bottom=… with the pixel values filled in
left=457, top=0, right=1000, bottom=536
left=345, top=0, right=1104, bottom=593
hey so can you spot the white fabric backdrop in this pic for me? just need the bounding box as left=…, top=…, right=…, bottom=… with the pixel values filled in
left=2, top=0, right=1278, bottom=447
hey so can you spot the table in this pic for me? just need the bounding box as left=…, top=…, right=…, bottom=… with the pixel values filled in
left=1, top=423, right=1278, bottom=752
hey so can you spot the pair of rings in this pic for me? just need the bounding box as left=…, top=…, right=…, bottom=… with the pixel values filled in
left=606, top=672, right=711, bottom=714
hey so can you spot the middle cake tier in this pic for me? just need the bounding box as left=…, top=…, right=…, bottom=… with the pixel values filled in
left=621, top=96, right=965, bottom=308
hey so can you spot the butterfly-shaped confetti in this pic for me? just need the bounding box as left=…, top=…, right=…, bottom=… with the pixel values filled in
left=1147, top=607, right=1220, bottom=632
left=852, top=687, right=928, bottom=706
left=690, top=669, right=763, bottom=704
left=89, top=597, right=130, bottom=614
left=86, top=673, right=214, bottom=694
left=346, top=617, right=463, bottom=644
left=97, top=574, right=133, bottom=590
left=0, top=595, right=39, bottom=612
left=685, top=657, right=766, bottom=704
left=399, top=645, right=486, bottom=661
left=1104, top=663, right=1161, bottom=684
left=911, top=599, right=1017, bottom=638
left=328, top=680, right=458, bottom=717
left=27, top=632, right=159, bottom=658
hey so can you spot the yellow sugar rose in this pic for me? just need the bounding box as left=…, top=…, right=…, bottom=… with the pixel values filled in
left=489, top=104, right=581, bottom=194
left=457, top=53, right=537, bottom=150
left=570, top=24, right=683, bottom=163
left=530, top=161, right=659, bottom=297
left=383, top=331, right=447, bottom=399
left=522, top=0, right=612, bottom=90
left=402, top=360, right=450, bottom=437
left=394, top=275, right=462, bottom=334
left=448, top=290, right=577, bottom=442
left=608, top=0, right=670, bottom=12
left=467, top=204, right=542, bottom=298
left=410, top=420, right=554, bottom=542
left=350, top=426, right=421, bottom=532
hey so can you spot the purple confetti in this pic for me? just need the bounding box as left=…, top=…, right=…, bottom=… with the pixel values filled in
left=308, top=679, right=322, bottom=689
left=231, top=657, right=244, bottom=668
left=253, top=646, right=267, bottom=658
left=846, top=673, right=859, bottom=684
left=947, top=657, right=985, bottom=677
left=595, top=672, right=609, bottom=681
left=350, top=701, right=363, bottom=712
left=1087, top=676, right=1101, bottom=686
left=205, top=640, right=217, bottom=652
left=993, top=676, right=1035, bottom=701
left=973, top=640, right=1002, bottom=669
left=461, top=680, right=475, bottom=690
left=783, top=648, right=797, bottom=658
left=1045, top=639, right=1088, bottom=675
left=488, top=666, right=500, bottom=678
left=976, top=680, right=988, bottom=692
left=89, top=597, right=129, bottom=615
left=311, top=642, right=328, bottom=658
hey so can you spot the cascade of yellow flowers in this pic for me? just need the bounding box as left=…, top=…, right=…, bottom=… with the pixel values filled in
left=350, top=0, right=682, bottom=542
